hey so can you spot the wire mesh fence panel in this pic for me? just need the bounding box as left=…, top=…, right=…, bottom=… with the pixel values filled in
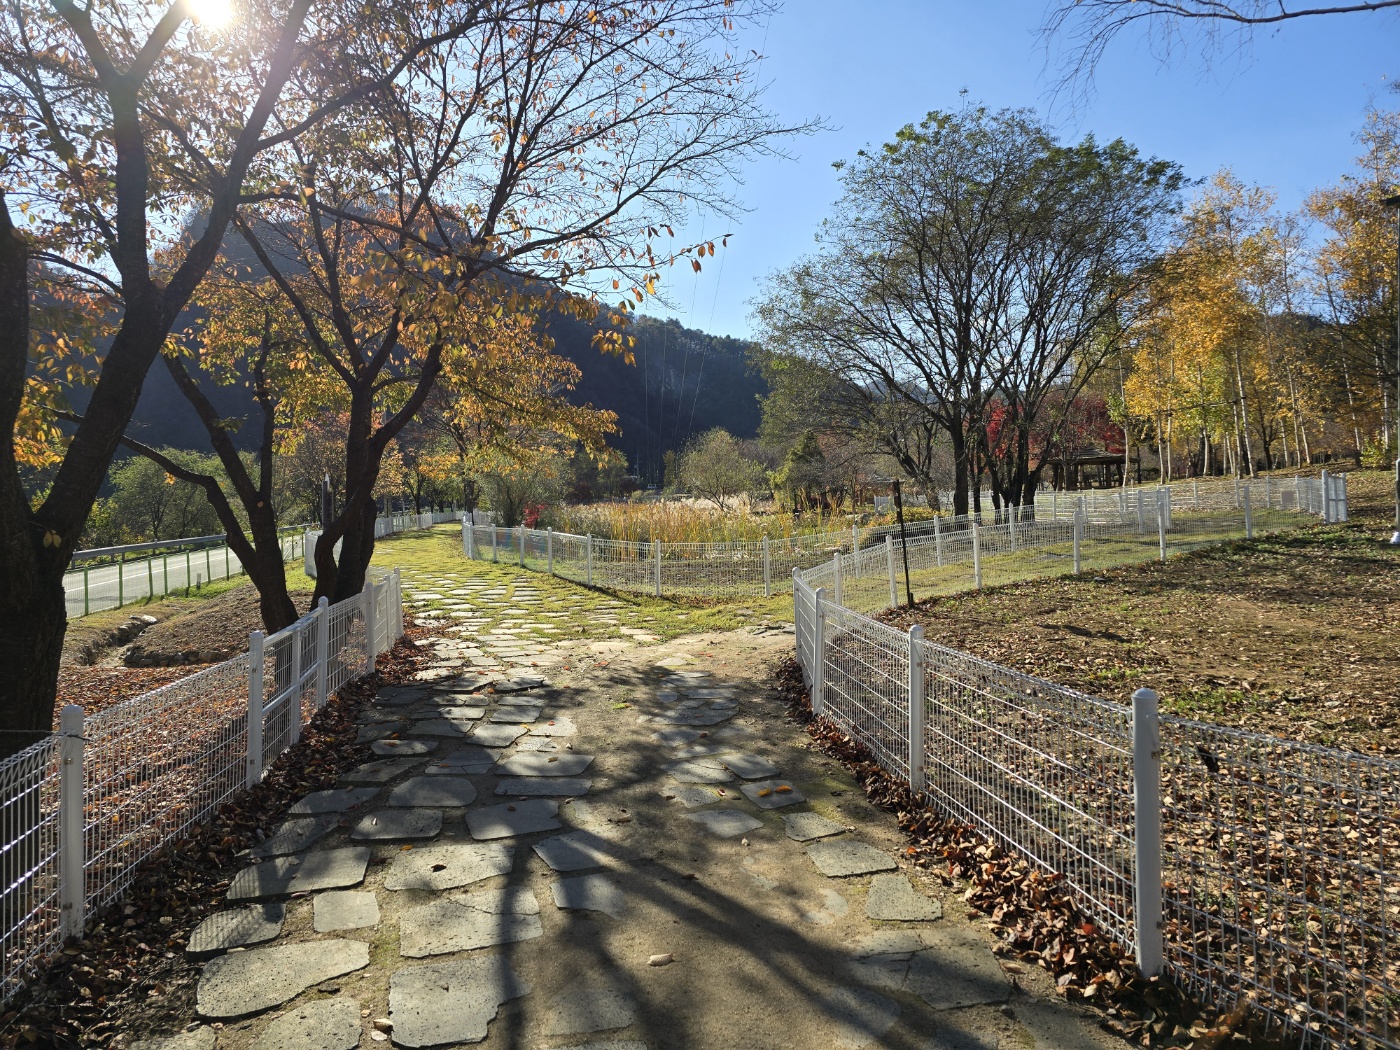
left=325, top=593, right=369, bottom=697
left=0, top=739, right=61, bottom=1005
left=81, top=655, right=252, bottom=912
left=917, top=640, right=1141, bottom=949
left=822, top=605, right=912, bottom=781
left=1157, top=718, right=1400, bottom=1050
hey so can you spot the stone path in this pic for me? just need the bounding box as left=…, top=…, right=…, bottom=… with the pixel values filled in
left=130, top=567, right=1120, bottom=1050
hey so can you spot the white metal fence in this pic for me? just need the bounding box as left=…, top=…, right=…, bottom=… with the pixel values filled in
left=463, top=474, right=1346, bottom=605
left=66, top=510, right=455, bottom=619
left=792, top=477, right=1398, bottom=1049
left=0, top=570, right=403, bottom=1005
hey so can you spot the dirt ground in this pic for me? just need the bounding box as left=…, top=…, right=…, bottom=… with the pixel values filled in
left=881, top=470, right=1400, bottom=755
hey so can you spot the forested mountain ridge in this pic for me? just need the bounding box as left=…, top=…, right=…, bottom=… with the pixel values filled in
left=76, top=302, right=765, bottom=484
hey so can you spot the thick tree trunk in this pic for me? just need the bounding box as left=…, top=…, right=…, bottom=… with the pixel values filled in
left=0, top=201, right=69, bottom=755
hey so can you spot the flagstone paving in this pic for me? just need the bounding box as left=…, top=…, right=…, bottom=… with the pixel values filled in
left=130, top=559, right=1122, bottom=1050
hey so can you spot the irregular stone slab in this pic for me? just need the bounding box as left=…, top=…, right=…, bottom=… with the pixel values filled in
left=496, top=777, right=591, bottom=797
left=131, top=1030, right=217, bottom=1050
left=652, top=728, right=703, bottom=746
left=672, top=742, right=724, bottom=760
left=383, top=843, right=515, bottom=891
left=466, top=799, right=562, bottom=840
left=388, top=956, right=530, bottom=1048
left=808, top=839, right=898, bottom=878
left=683, top=809, right=764, bottom=838
left=468, top=724, right=529, bottom=748
left=423, top=747, right=497, bottom=775
left=782, top=812, right=848, bottom=842
left=250, top=998, right=361, bottom=1050
left=494, top=753, right=594, bottom=777
left=713, top=725, right=754, bottom=741
left=377, top=687, right=429, bottom=706
left=288, top=787, right=379, bottom=815
left=822, top=985, right=901, bottom=1050
left=803, top=887, right=851, bottom=926
left=740, top=780, right=805, bottom=810
left=550, top=873, right=627, bottom=919
left=530, top=717, right=577, bottom=737
left=406, top=718, right=475, bottom=738
left=399, top=887, right=543, bottom=957
left=866, top=874, right=943, bottom=922
left=187, top=903, right=285, bottom=953
left=339, top=757, right=423, bottom=785
left=515, top=737, right=564, bottom=753
left=496, top=693, right=544, bottom=706
left=371, top=738, right=438, bottom=757
left=722, top=754, right=780, bottom=780
left=848, top=929, right=1008, bottom=1011
left=661, top=785, right=724, bottom=808
left=228, top=848, right=371, bottom=901
left=532, top=830, right=614, bottom=872
left=680, top=687, right=737, bottom=699
left=387, top=777, right=477, bottom=808
left=249, top=816, right=339, bottom=859
left=543, top=986, right=636, bottom=1036
left=350, top=809, right=442, bottom=841
left=664, top=760, right=733, bottom=785
left=313, top=890, right=380, bottom=932
left=650, top=709, right=732, bottom=727
left=196, top=939, right=369, bottom=1019
left=420, top=705, right=485, bottom=720
left=489, top=706, right=541, bottom=723
left=355, top=721, right=406, bottom=743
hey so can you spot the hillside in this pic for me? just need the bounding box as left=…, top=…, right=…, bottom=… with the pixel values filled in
left=546, top=312, right=765, bottom=486
left=88, top=304, right=765, bottom=481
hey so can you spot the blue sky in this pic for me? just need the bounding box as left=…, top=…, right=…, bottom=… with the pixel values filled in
left=639, top=1, right=1397, bottom=340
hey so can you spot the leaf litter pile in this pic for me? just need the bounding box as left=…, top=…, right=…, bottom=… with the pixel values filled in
left=0, top=621, right=435, bottom=1049
left=775, top=658, right=1298, bottom=1049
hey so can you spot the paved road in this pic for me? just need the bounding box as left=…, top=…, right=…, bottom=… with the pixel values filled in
left=63, top=536, right=301, bottom=618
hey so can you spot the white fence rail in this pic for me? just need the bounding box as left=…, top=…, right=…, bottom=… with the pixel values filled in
left=792, top=476, right=1398, bottom=1049
left=0, top=570, right=403, bottom=1005
left=462, top=474, right=1346, bottom=605
left=66, top=510, right=456, bottom=619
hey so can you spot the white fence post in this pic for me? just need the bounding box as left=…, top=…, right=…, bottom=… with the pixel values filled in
left=762, top=536, right=771, bottom=598
left=908, top=626, right=925, bottom=794
left=852, top=524, right=859, bottom=555
left=547, top=528, right=554, bottom=574
left=315, top=596, right=330, bottom=709
left=492, top=526, right=498, bottom=562
left=934, top=516, right=943, bottom=567
left=463, top=518, right=473, bottom=559
left=885, top=536, right=897, bottom=609
left=654, top=540, right=662, bottom=598
left=971, top=522, right=982, bottom=590
left=1244, top=484, right=1253, bottom=540
left=1009, top=507, right=1018, bottom=552
left=518, top=525, right=525, bottom=567
left=1321, top=469, right=1332, bottom=523
left=812, top=588, right=827, bottom=717
left=1339, top=472, right=1349, bottom=521
left=1052, top=490, right=1058, bottom=521
left=831, top=553, right=842, bottom=608
left=247, top=630, right=265, bottom=788
left=58, top=704, right=86, bottom=941
left=1136, top=490, right=1145, bottom=533
left=1158, top=494, right=1167, bottom=561
left=289, top=620, right=304, bottom=746
left=1073, top=508, right=1083, bottom=575
left=1132, top=687, right=1164, bottom=978
left=362, top=579, right=377, bottom=675
left=1264, top=474, right=1272, bottom=509
left=586, top=534, right=594, bottom=586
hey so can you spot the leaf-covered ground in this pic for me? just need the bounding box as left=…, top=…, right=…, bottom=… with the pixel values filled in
left=881, top=471, right=1400, bottom=756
